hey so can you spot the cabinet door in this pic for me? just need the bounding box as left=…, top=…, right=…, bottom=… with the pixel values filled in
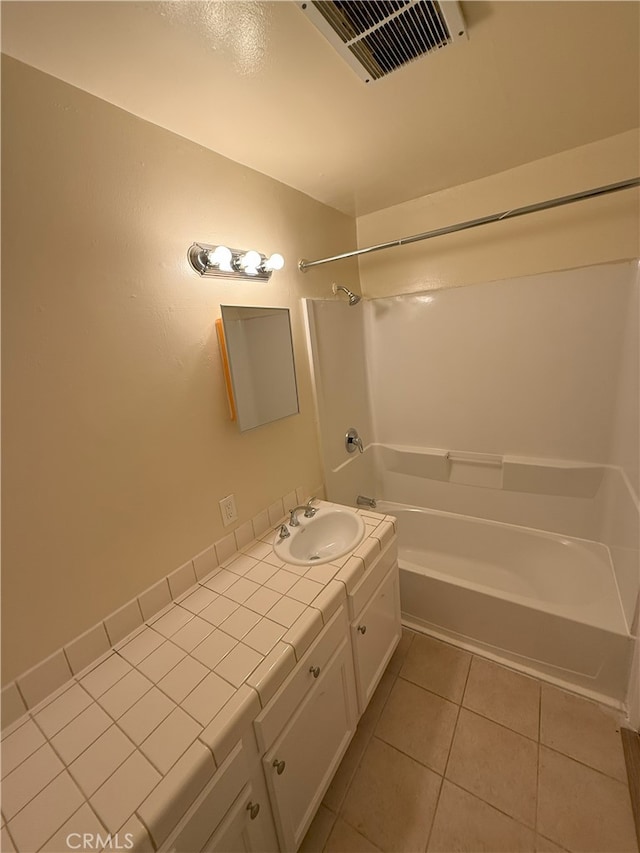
left=352, top=566, right=401, bottom=714
left=204, top=773, right=279, bottom=853
left=263, top=638, right=357, bottom=852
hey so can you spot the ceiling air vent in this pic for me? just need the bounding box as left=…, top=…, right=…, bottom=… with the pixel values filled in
left=299, top=0, right=467, bottom=83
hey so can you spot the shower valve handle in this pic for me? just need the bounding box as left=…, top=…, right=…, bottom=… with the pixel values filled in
left=345, top=428, right=364, bottom=454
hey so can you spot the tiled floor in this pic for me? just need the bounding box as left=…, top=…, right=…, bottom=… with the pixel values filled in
left=301, top=629, right=639, bottom=853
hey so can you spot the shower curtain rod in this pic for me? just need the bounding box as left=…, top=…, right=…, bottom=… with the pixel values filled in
left=298, top=177, right=640, bottom=272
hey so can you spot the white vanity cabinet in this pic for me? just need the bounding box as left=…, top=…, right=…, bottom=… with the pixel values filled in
left=255, top=606, right=358, bottom=852
left=348, top=540, right=401, bottom=714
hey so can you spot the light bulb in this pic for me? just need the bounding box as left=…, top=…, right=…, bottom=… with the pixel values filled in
left=239, top=250, right=262, bottom=276
left=208, top=245, right=233, bottom=272
left=264, top=252, right=285, bottom=272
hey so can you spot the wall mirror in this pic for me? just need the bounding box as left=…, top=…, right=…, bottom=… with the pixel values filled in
left=220, top=305, right=299, bottom=432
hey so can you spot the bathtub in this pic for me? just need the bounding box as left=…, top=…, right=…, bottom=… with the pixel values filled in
left=376, top=501, right=634, bottom=705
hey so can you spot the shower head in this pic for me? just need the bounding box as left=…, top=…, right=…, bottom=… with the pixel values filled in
left=332, top=283, right=362, bottom=306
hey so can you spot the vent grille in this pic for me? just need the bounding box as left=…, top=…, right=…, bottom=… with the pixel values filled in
left=301, top=0, right=466, bottom=82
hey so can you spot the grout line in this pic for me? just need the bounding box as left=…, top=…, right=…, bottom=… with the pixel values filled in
left=535, top=682, right=542, bottom=837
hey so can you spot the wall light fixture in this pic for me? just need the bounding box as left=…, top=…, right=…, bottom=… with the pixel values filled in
left=188, top=242, right=285, bottom=282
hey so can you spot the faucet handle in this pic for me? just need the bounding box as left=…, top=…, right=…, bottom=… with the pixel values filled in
left=304, top=497, right=318, bottom=518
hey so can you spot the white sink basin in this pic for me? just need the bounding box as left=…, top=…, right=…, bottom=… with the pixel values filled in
left=274, top=507, right=365, bottom=567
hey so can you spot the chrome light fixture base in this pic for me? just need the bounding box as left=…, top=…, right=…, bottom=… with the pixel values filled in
left=188, top=242, right=284, bottom=282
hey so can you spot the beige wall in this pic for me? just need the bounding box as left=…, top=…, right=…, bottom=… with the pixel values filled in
left=357, top=130, right=640, bottom=297
left=1, top=56, right=358, bottom=684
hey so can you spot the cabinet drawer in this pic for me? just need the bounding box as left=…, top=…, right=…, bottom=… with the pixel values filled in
left=254, top=604, right=348, bottom=751
left=204, top=771, right=278, bottom=853
left=349, top=538, right=397, bottom=619
left=352, top=566, right=401, bottom=714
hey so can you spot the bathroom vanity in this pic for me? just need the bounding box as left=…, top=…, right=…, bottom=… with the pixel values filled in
left=1, top=503, right=399, bottom=853
left=163, top=514, right=400, bottom=853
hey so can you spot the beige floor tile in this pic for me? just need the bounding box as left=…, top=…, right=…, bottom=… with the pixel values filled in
left=537, top=746, right=637, bottom=853
left=463, top=657, right=540, bottom=740
left=400, top=634, right=471, bottom=703
left=323, top=725, right=372, bottom=813
left=299, top=804, right=336, bottom=853
left=341, top=738, right=441, bottom=853
left=375, top=677, right=457, bottom=774
left=325, top=818, right=381, bottom=852
left=446, top=708, right=537, bottom=827
left=386, top=628, right=415, bottom=676
left=540, top=684, right=627, bottom=782
left=428, top=780, right=535, bottom=852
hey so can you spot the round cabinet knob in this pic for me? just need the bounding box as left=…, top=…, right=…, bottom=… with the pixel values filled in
left=357, top=625, right=367, bottom=634
left=309, top=665, right=321, bottom=678
left=246, top=801, right=260, bottom=820
left=273, top=759, right=286, bottom=775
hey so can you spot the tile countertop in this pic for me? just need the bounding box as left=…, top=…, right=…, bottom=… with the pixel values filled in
left=1, top=503, right=396, bottom=853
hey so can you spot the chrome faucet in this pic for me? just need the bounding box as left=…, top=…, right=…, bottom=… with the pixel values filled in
left=289, top=499, right=318, bottom=527
left=276, top=524, right=290, bottom=540
left=356, top=495, right=377, bottom=509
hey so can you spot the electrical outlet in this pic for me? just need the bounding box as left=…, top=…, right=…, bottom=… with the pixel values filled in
left=219, top=494, right=237, bottom=527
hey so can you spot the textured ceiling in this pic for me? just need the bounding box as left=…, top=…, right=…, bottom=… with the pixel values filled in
left=2, top=1, right=639, bottom=216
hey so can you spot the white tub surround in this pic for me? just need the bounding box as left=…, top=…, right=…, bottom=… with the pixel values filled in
left=385, top=503, right=633, bottom=706
left=0, top=504, right=400, bottom=853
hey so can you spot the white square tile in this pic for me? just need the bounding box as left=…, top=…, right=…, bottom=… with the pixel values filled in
left=283, top=490, right=298, bottom=515
left=214, top=644, right=263, bottom=688
left=1, top=719, right=46, bottom=776
left=118, top=814, right=154, bottom=852
left=214, top=533, right=237, bottom=565
left=268, top=499, right=285, bottom=526
left=2, top=743, right=64, bottom=819
left=79, top=653, right=131, bottom=699
left=137, top=641, right=187, bottom=682
left=140, top=707, right=202, bottom=775
left=7, top=771, right=83, bottom=852
left=310, top=580, right=345, bottom=623
left=98, top=669, right=153, bottom=719
left=372, top=520, right=395, bottom=549
left=219, top=607, right=262, bottom=640
left=252, top=509, right=270, bottom=538
left=247, top=562, right=279, bottom=584
left=304, top=563, right=340, bottom=584
left=335, top=556, right=365, bottom=593
left=151, top=606, right=193, bottom=638
left=138, top=579, right=172, bottom=622
left=64, top=624, right=111, bottom=675
left=283, top=610, right=324, bottom=660
left=191, top=630, right=237, bottom=669
left=244, top=586, right=283, bottom=615
left=266, top=597, right=307, bottom=628
left=243, top=619, right=286, bottom=655
left=243, top=540, right=273, bottom=560
left=16, top=650, right=72, bottom=710
left=1, top=827, right=15, bottom=853
left=90, top=751, right=161, bottom=832
left=200, top=685, right=261, bottom=767
left=34, top=683, right=94, bottom=737
left=264, top=569, right=299, bottom=594
left=137, top=742, right=214, bottom=848
left=39, top=803, right=105, bottom=853
left=118, top=687, right=175, bottom=744
left=104, top=599, right=143, bottom=645
left=69, top=726, right=135, bottom=797
left=223, top=553, right=258, bottom=576
left=296, top=486, right=307, bottom=504
left=203, top=569, right=239, bottom=594
left=51, top=703, right=112, bottom=764
left=157, top=657, right=208, bottom=704
left=199, top=596, right=239, bottom=626
left=171, top=617, right=215, bottom=652
left=179, top=586, right=217, bottom=614
left=1, top=684, right=27, bottom=730
left=246, top=643, right=296, bottom=708
left=225, top=577, right=260, bottom=604
left=117, top=626, right=164, bottom=665
left=234, top=520, right=255, bottom=550
left=287, top=577, right=324, bottom=605
left=168, top=561, right=197, bottom=600
left=262, top=550, right=286, bottom=569
left=353, top=537, right=380, bottom=570
left=181, top=673, right=236, bottom=726
left=192, top=544, right=219, bottom=582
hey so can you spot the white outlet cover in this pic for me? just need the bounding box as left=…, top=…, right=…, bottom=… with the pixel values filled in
left=220, top=494, right=237, bottom=527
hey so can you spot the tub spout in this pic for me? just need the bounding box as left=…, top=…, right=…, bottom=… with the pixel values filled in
left=356, top=495, right=377, bottom=509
